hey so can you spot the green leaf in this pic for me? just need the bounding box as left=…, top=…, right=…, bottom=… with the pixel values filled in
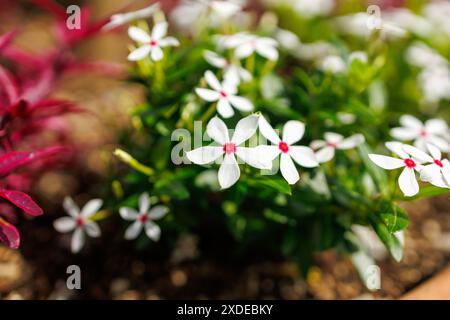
left=358, top=143, right=388, bottom=196
left=246, top=176, right=292, bottom=195
left=370, top=213, right=403, bottom=262
left=399, top=185, right=450, bottom=201
left=380, top=204, right=408, bottom=233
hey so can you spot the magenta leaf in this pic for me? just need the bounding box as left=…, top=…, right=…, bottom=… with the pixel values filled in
left=0, top=189, right=43, bottom=216
left=0, top=30, right=18, bottom=52
left=0, top=217, right=20, bottom=249
left=0, top=65, right=19, bottom=105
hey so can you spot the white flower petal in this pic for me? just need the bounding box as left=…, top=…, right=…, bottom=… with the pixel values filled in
left=280, top=153, right=300, bottom=185
left=195, top=88, right=221, bottom=102
left=210, top=1, right=241, bottom=18
left=187, top=146, right=224, bottom=165
left=420, top=164, right=445, bottom=186
left=368, top=154, right=405, bottom=170
left=399, top=114, right=423, bottom=129
left=71, top=228, right=85, bottom=253
left=238, top=67, right=252, bottom=82
left=63, top=197, right=80, bottom=218
left=204, top=50, right=227, bottom=68
left=145, top=221, right=161, bottom=241
left=256, top=42, right=279, bottom=61
left=234, top=43, right=254, bottom=59
left=81, top=199, right=103, bottom=218
left=228, top=95, right=254, bottom=112
left=125, top=221, right=143, bottom=240
left=442, top=159, right=450, bottom=186
left=218, top=154, right=240, bottom=189
left=385, top=141, right=409, bottom=159
left=85, top=222, right=101, bottom=238
left=258, top=115, right=281, bottom=145
left=252, top=145, right=281, bottom=162
left=127, top=45, right=151, bottom=61
left=289, top=146, right=319, bottom=168
left=231, top=114, right=259, bottom=145
left=119, top=207, right=139, bottom=221
left=427, top=143, right=442, bottom=160
left=310, top=140, right=327, bottom=150
left=337, top=134, right=365, bottom=149
left=217, top=98, right=235, bottom=118
left=315, top=146, right=335, bottom=163
left=324, top=132, right=344, bottom=144
left=54, top=217, right=76, bottom=233
left=282, top=121, right=305, bottom=145
left=402, top=144, right=433, bottom=163
left=128, top=26, right=151, bottom=43
left=159, top=36, right=180, bottom=47
left=390, top=127, right=419, bottom=141
left=149, top=205, right=169, bottom=220
left=428, top=135, right=450, bottom=152
left=151, top=46, right=164, bottom=61
left=139, top=193, right=150, bottom=214
left=205, top=70, right=222, bottom=91
left=398, top=167, right=419, bottom=197
left=207, top=116, right=230, bottom=145
left=236, top=147, right=272, bottom=170
left=425, top=118, right=448, bottom=134
left=152, top=22, right=168, bottom=40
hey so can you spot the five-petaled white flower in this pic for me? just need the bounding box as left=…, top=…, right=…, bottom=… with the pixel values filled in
left=203, top=50, right=252, bottom=85
left=127, top=22, right=179, bottom=62
left=195, top=70, right=253, bottom=118
left=54, top=197, right=102, bottom=253
left=220, top=33, right=279, bottom=61
left=187, top=115, right=272, bottom=189
left=369, top=142, right=426, bottom=197
left=256, top=115, right=319, bottom=184
left=102, top=3, right=160, bottom=31
left=419, top=144, right=450, bottom=188
left=390, top=114, right=450, bottom=152
left=119, top=193, right=169, bottom=241
left=310, top=132, right=365, bottom=163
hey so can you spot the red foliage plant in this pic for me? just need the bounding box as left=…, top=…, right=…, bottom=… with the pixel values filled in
left=0, top=0, right=124, bottom=248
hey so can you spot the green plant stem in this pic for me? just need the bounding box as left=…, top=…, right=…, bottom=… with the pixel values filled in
left=199, top=103, right=217, bottom=123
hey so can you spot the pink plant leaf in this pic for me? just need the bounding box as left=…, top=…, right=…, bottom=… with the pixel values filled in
left=30, top=0, right=66, bottom=19
left=0, top=30, right=18, bottom=52
left=0, top=65, right=19, bottom=106
left=0, top=216, right=20, bottom=249
left=0, top=189, right=43, bottom=217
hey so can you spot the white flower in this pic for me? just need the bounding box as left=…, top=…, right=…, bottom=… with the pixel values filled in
left=195, top=70, right=253, bottom=118
left=405, top=42, right=448, bottom=69
left=419, top=144, right=450, bottom=189
left=119, top=193, right=169, bottom=241
left=274, top=29, right=301, bottom=51
left=256, top=115, right=319, bottom=185
left=418, top=66, right=450, bottom=104
left=320, top=55, right=347, bottom=74
left=127, top=22, right=179, bottom=62
left=203, top=50, right=252, bottom=85
left=186, top=115, right=272, bottom=189
left=390, top=115, right=450, bottom=152
left=54, top=197, right=102, bottom=253
left=102, top=3, right=160, bottom=31
left=368, top=142, right=428, bottom=197
left=292, top=0, right=335, bottom=18
left=221, top=33, right=279, bottom=61
left=310, top=132, right=365, bottom=163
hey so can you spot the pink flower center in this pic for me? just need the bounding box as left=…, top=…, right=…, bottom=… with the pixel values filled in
left=434, top=159, right=443, bottom=168
left=76, top=216, right=84, bottom=226
left=278, top=141, right=289, bottom=154
left=223, top=143, right=236, bottom=155
left=220, top=90, right=228, bottom=98
left=138, top=214, right=148, bottom=223
left=327, top=142, right=337, bottom=148
left=420, top=129, right=428, bottom=137
left=404, top=158, right=416, bottom=169
left=149, top=40, right=158, bottom=46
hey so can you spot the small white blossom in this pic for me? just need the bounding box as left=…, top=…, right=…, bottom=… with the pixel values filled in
left=102, top=3, right=160, bottom=31
left=195, top=70, right=253, bottom=118
left=256, top=115, right=319, bottom=185
left=203, top=50, right=252, bottom=85
left=54, top=197, right=102, bottom=253
left=320, top=55, right=347, bottom=74
left=220, top=33, right=279, bottom=61
left=120, top=193, right=168, bottom=241
left=310, top=132, right=365, bottom=163
left=369, top=142, right=428, bottom=197
left=127, top=22, right=179, bottom=62
left=419, top=144, right=450, bottom=189
left=390, top=115, right=450, bottom=152
left=187, top=115, right=272, bottom=189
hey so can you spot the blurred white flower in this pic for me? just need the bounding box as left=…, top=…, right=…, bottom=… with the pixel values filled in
left=405, top=42, right=448, bottom=69
left=419, top=67, right=450, bottom=104
left=384, top=9, right=433, bottom=38
left=203, top=50, right=252, bottom=85
left=319, top=55, right=347, bottom=74
left=120, top=193, right=169, bottom=241
left=419, top=144, right=450, bottom=189
left=256, top=116, right=319, bottom=185
left=311, top=132, right=365, bottom=163
left=54, top=197, right=102, bottom=253
left=187, top=115, right=272, bottom=189
left=220, top=33, right=279, bottom=61
left=349, top=51, right=368, bottom=64
left=127, top=23, right=179, bottom=62
left=390, top=115, right=450, bottom=152
left=369, top=142, right=428, bottom=197
left=274, top=29, right=301, bottom=51
left=424, top=1, right=450, bottom=38
left=102, top=3, right=160, bottom=31
left=195, top=70, right=253, bottom=118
